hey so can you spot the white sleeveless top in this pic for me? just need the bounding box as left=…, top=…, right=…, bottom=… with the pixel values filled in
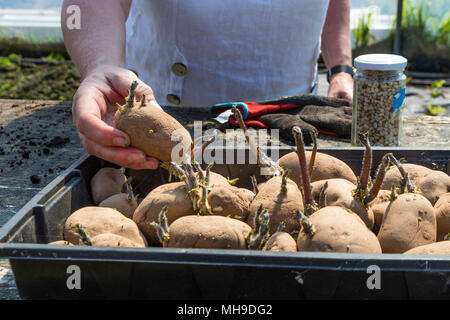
left=125, top=0, right=329, bottom=107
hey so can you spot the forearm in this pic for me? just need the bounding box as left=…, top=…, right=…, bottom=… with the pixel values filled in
left=321, top=0, right=352, bottom=69
left=61, top=0, right=130, bottom=79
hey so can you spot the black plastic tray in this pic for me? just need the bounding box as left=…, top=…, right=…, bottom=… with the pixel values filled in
left=0, top=147, right=449, bottom=300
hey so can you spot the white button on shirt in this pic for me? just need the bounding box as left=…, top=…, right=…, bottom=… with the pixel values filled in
left=125, top=0, right=330, bottom=107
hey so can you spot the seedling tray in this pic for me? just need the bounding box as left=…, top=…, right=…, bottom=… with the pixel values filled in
left=0, top=147, right=449, bottom=300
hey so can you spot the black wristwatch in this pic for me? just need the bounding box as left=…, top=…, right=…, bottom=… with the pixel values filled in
left=326, top=65, right=354, bottom=83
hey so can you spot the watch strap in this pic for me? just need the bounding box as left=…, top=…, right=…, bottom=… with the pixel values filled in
left=327, top=65, right=354, bottom=83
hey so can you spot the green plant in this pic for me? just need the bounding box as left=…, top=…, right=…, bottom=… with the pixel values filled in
left=1, top=83, right=11, bottom=90
left=45, top=52, right=66, bottom=62
left=353, top=11, right=377, bottom=48
left=388, top=0, right=434, bottom=39
left=403, top=1, right=429, bottom=29
left=0, top=82, right=12, bottom=96
left=0, top=57, right=15, bottom=71
left=400, top=0, right=444, bottom=48
left=406, top=76, right=413, bottom=85
left=429, top=80, right=446, bottom=98
left=426, top=104, right=445, bottom=116
left=436, top=13, right=450, bottom=47
left=0, top=57, right=11, bottom=65
left=7, top=53, right=22, bottom=62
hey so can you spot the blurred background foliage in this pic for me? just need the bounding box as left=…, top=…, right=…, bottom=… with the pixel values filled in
left=352, top=0, right=449, bottom=73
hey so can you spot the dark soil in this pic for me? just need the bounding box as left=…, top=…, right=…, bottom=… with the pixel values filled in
left=0, top=101, right=84, bottom=226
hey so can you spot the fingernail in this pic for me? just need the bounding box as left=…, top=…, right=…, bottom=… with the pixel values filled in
left=113, top=137, right=127, bottom=147
left=128, top=153, right=145, bottom=163
left=143, top=157, right=159, bottom=169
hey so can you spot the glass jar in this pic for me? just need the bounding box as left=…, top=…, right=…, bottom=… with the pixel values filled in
left=351, top=54, right=407, bottom=146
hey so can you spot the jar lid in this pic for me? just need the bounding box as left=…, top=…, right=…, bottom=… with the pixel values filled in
left=354, top=54, right=407, bottom=71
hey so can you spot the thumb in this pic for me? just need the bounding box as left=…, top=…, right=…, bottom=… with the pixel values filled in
left=106, top=68, right=162, bottom=110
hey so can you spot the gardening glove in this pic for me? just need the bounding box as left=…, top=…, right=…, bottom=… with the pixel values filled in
left=210, top=101, right=300, bottom=127
left=257, top=94, right=351, bottom=108
left=298, top=105, right=352, bottom=138
left=210, top=95, right=352, bottom=144
left=258, top=113, right=318, bottom=145
left=259, top=105, right=352, bottom=145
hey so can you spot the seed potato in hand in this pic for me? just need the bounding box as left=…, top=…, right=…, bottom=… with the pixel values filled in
left=114, top=81, right=192, bottom=162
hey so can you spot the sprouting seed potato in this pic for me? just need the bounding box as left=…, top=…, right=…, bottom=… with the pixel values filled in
left=162, top=215, right=252, bottom=249
left=99, top=193, right=138, bottom=219
left=381, top=163, right=450, bottom=205
left=90, top=167, right=127, bottom=204
left=133, top=181, right=194, bottom=245
left=207, top=185, right=254, bottom=220
left=311, top=178, right=375, bottom=229
left=291, top=128, right=382, bottom=254
left=48, top=240, right=73, bottom=246
left=263, top=232, right=297, bottom=252
left=368, top=189, right=392, bottom=231
left=403, top=241, right=450, bottom=255
left=64, top=206, right=147, bottom=247
left=434, top=192, right=450, bottom=241
left=247, top=175, right=304, bottom=235
left=377, top=193, right=436, bottom=253
left=90, top=233, right=145, bottom=248
left=297, top=206, right=382, bottom=254
left=98, top=173, right=138, bottom=219
left=114, top=81, right=192, bottom=162
left=278, top=151, right=357, bottom=189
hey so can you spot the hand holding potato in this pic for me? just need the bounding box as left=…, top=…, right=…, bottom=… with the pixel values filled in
left=72, top=65, right=161, bottom=170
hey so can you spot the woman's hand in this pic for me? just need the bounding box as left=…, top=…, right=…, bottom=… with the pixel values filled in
left=72, top=65, right=161, bottom=170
